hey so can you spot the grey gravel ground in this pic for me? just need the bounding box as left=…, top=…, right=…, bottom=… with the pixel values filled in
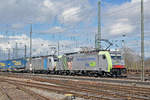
left=0, top=81, right=87, bottom=100
left=0, top=82, right=36, bottom=100
left=25, top=87, right=86, bottom=100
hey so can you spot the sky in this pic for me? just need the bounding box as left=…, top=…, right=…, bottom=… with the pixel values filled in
left=0, top=0, right=150, bottom=60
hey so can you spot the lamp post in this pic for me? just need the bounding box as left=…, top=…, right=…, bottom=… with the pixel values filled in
left=141, top=0, right=144, bottom=81
left=29, top=24, right=32, bottom=72
left=41, top=43, right=44, bottom=56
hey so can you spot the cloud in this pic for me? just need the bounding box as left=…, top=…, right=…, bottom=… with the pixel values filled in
left=131, top=0, right=149, bottom=3
left=109, top=23, right=134, bottom=35
left=42, top=26, right=66, bottom=34
left=0, top=35, right=4, bottom=38
left=99, top=0, right=150, bottom=58
left=0, top=0, right=150, bottom=58
left=43, top=0, right=53, bottom=8
left=0, top=34, right=54, bottom=59
left=11, top=23, right=25, bottom=29
left=60, top=7, right=81, bottom=24
left=102, top=0, right=150, bottom=38
left=0, top=0, right=94, bottom=26
left=0, top=33, right=79, bottom=59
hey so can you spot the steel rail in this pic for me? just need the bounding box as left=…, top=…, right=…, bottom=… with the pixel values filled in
left=1, top=77, right=149, bottom=100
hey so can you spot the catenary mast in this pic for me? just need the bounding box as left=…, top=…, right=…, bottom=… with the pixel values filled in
left=95, top=1, right=101, bottom=50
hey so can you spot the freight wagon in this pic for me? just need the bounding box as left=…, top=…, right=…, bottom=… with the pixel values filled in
left=0, top=59, right=26, bottom=72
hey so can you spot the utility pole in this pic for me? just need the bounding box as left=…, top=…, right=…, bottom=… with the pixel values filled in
left=141, top=0, right=144, bottom=81
left=29, top=24, right=32, bottom=72
left=96, top=1, right=101, bottom=50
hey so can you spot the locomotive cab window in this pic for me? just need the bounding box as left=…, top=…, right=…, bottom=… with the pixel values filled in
left=111, top=56, right=122, bottom=60
left=102, top=55, right=106, bottom=59
left=67, top=57, right=73, bottom=62
left=54, top=58, right=58, bottom=62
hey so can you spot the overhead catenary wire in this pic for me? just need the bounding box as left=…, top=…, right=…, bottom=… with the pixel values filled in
left=0, top=0, right=149, bottom=58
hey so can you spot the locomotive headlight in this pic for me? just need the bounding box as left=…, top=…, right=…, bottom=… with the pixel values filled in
left=29, top=64, right=32, bottom=71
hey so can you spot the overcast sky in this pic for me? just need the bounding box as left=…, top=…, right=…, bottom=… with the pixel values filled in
left=0, top=0, right=150, bottom=59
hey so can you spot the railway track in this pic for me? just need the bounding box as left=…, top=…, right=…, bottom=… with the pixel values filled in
left=0, top=81, right=50, bottom=100
left=0, top=73, right=150, bottom=100
left=0, top=86, right=13, bottom=100
left=1, top=77, right=110, bottom=100
left=6, top=72, right=150, bottom=85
